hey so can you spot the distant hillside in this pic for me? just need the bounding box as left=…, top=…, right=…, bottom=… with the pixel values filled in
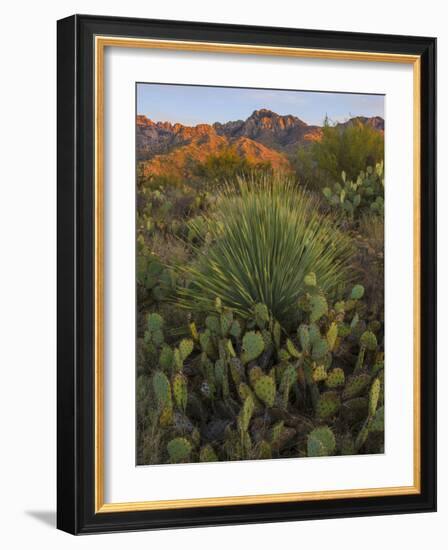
left=136, top=110, right=384, bottom=180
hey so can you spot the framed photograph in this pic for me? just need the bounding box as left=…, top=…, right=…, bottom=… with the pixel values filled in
left=57, top=14, right=436, bottom=534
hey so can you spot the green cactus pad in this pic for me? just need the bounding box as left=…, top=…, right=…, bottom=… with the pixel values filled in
left=257, top=440, right=272, bottom=459
left=316, top=391, right=341, bottom=420
left=159, top=344, right=174, bottom=370
left=249, top=366, right=263, bottom=388
left=337, top=323, right=351, bottom=337
left=355, top=419, right=371, bottom=451
left=286, top=338, right=301, bottom=359
left=350, top=284, right=365, bottom=300
left=313, top=365, right=327, bottom=382
left=152, top=371, right=171, bottom=408
left=360, top=330, right=378, bottom=351
left=238, top=382, right=253, bottom=402
left=370, top=405, right=385, bottom=432
left=270, top=421, right=285, bottom=443
left=172, top=372, right=188, bottom=413
left=147, top=312, right=164, bottom=332
left=298, top=324, right=310, bottom=353
left=151, top=329, right=165, bottom=347
left=342, top=373, right=371, bottom=400
left=369, top=377, right=381, bottom=416
left=311, top=337, right=329, bottom=360
left=326, top=367, right=345, bottom=388
left=238, top=395, right=255, bottom=433
left=254, top=303, right=270, bottom=328
left=229, top=320, right=242, bottom=339
left=326, top=322, right=338, bottom=351
left=205, top=315, right=220, bottom=334
left=200, top=444, right=218, bottom=462
left=159, top=404, right=173, bottom=426
left=189, top=321, right=199, bottom=341
left=242, top=331, right=265, bottom=364
left=273, top=321, right=281, bottom=349
left=254, top=375, right=276, bottom=408
left=167, top=437, right=192, bottom=462
left=229, top=357, right=243, bottom=386
left=179, top=338, right=194, bottom=361
left=307, top=426, right=336, bottom=457
left=220, top=310, right=233, bottom=336
left=173, top=348, right=183, bottom=371
left=304, top=272, right=317, bottom=287
left=309, top=294, right=328, bottom=323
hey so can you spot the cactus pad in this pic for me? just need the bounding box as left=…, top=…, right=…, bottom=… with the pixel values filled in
left=351, top=284, right=365, bottom=300
left=326, top=367, right=345, bottom=388
left=238, top=395, right=255, bottom=433
left=326, top=322, right=338, bottom=351
left=360, top=330, right=378, bottom=351
left=152, top=371, right=171, bottom=408
left=242, top=331, right=265, bottom=364
left=309, top=294, right=328, bottom=323
left=249, top=366, right=263, bottom=388
left=286, top=338, right=301, bottom=359
left=304, top=272, right=317, bottom=287
left=147, top=312, right=164, bottom=332
left=159, top=344, right=174, bottom=370
left=298, top=324, right=310, bottom=353
left=179, top=338, right=194, bottom=361
left=369, top=377, right=381, bottom=416
left=172, top=372, right=188, bottom=413
left=167, top=437, right=192, bottom=462
left=254, top=375, right=276, bottom=408
left=316, top=391, right=341, bottom=419
left=254, top=303, right=270, bottom=328
left=313, top=365, right=327, bottom=382
left=370, top=405, right=385, bottom=432
left=200, top=444, right=218, bottom=462
left=307, top=426, right=336, bottom=457
left=342, top=373, right=371, bottom=400
left=311, top=337, right=329, bottom=360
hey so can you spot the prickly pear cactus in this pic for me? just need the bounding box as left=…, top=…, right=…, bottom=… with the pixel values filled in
left=313, top=365, right=327, bottom=382
left=200, top=444, right=218, bottom=462
left=307, top=426, right=336, bottom=457
left=309, top=294, right=328, bottom=323
left=326, top=368, right=345, bottom=388
left=342, top=373, right=371, bottom=400
left=241, top=331, right=265, bottom=364
left=360, top=330, right=378, bottom=351
left=172, top=372, right=188, bottom=413
left=254, top=375, right=276, bottom=408
left=167, top=437, right=192, bottom=463
left=152, top=371, right=171, bottom=408
left=138, top=270, right=384, bottom=465
left=316, top=391, right=341, bottom=420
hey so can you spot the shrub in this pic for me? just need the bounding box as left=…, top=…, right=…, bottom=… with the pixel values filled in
left=177, top=173, right=353, bottom=325
left=313, top=118, right=384, bottom=183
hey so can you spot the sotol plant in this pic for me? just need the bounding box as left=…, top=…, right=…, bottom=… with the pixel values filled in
left=177, top=173, right=353, bottom=325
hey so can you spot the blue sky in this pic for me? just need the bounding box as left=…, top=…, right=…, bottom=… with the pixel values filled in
left=137, top=83, right=384, bottom=127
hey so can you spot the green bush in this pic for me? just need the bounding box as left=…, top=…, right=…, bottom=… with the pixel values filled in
left=313, top=118, right=384, bottom=183
left=176, top=173, right=353, bottom=325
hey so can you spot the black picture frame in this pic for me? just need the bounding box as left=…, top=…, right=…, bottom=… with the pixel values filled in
left=57, top=14, right=436, bottom=534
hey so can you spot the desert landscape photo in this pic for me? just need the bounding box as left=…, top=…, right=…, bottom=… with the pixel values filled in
left=135, top=83, right=385, bottom=465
